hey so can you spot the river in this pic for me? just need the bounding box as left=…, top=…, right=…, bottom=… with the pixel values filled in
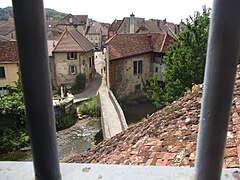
left=122, top=100, right=158, bottom=125
left=0, top=117, right=101, bottom=161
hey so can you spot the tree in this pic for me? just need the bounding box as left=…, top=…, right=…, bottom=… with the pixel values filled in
left=73, top=73, right=87, bottom=90
left=144, top=7, right=210, bottom=108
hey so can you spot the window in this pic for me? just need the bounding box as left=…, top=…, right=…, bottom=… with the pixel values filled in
left=155, top=67, right=159, bottom=73
left=0, top=67, right=6, bottom=78
left=83, top=59, right=85, bottom=65
left=133, top=60, right=143, bottom=75
left=67, top=52, right=77, bottom=60
left=89, top=57, right=92, bottom=68
left=135, top=84, right=141, bottom=91
left=92, top=56, right=95, bottom=66
left=68, top=17, right=73, bottom=23
left=69, top=65, right=76, bottom=75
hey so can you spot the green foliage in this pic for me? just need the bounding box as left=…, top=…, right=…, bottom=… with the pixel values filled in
left=45, top=8, right=66, bottom=20
left=7, top=66, right=23, bottom=94
left=0, top=7, right=66, bottom=21
left=77, top=96, right=101, bottom=117
left=143, top=75, right=167, bottom=108
left=72, top=73, right=87, bottom=90
left=54, top=102, right=76, bottom=131
left=0, top=93, right=26, bottom=129
left=0, top=130, right=29, bottom=152
left=0, top=7, right=13, bottom=20
left=53, top=94, right=61, bottom=100
left=144, top=7, right=210, bottom=108
left=0, top=92, right=29, bottom=153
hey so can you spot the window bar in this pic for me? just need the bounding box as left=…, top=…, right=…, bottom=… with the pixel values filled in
left=195, top=0, right=240, bottom=179
left=12, top=0, right=61, bottom=179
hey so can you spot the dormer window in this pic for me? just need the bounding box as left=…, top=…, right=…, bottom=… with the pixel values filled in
left=67, top=52, right=77, bottom=60
left=68, top=17, right=73, bottom=23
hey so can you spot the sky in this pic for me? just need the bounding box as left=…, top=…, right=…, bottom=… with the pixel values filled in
left=0, top=0, right=213, bottom=23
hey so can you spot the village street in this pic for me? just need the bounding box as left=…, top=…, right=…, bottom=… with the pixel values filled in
left=73, top=52, right=106, bottom=103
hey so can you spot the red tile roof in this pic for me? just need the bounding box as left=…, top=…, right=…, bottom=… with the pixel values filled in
left=0, top=41, right=19, bottom=62
left=107, top=33, right=175, bottom=60
left=53, top=28, right=94, bottom=52
left=67, top=65, right=240, bottom=168
left=108, top=20, right=123, bottom=32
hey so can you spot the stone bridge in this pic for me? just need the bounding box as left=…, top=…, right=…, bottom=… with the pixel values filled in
left=99, top=85, right=128, bottom=139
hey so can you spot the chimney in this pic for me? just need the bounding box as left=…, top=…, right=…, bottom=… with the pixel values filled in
left=130, top=12, right=135, bottom=33
left=163, top=18, right=167, bottom=25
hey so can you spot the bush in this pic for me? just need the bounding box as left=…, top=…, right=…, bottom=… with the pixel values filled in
left=77, top=96, right=101, bottom=117
left=55, top=104, right=76, bottom=131
left=72, top=73, right=86, bottom=90
left=0, top=93, right=29, bottom=153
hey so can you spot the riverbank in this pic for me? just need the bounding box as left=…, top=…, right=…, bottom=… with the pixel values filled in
left=0, top=117, right=101, bottom=161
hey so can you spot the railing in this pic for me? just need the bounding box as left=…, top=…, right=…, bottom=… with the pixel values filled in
left=108, top=90, right=128, bottom=131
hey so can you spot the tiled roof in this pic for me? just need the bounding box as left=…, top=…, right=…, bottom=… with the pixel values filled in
left=53, top=27, right=94, bottom=52
left=108, top=20, right=123, bottom=32
left=0, top=34, right=13, bottom=41
left=86, top=22, right=102, bottom=35
left=86, top=22, right=109, bottom=36
left=0, top=41, right=19, bottom=62
left=67, top=65, right=240, bottom=168
left=107, top=33, right=174, bottom=60
left=57, top=14, right=85, bottom=26
left=0, top=21, right=6, bottom=25
left=138, top=20, right=162, bottom=33
left=46, top=20, right=58, bottom=29
left=136, top=19, right=178, bottom=39
left=0, top=18, right=15, bottom=36
left=47, top=40, right=58, bottom=56
left=75, top=15, right=88, bottom=24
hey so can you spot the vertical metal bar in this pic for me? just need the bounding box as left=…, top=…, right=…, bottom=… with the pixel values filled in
left=12, top=0, right=61, bottom=179
left=195, top=0, right=240, bottom=179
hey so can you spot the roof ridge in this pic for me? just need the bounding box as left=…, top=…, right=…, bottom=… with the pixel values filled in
left=160, top=33, right=167, bottom=52
left=52, top=28, right=66, bottom=52
left=68, top=28, right=89, bottom=51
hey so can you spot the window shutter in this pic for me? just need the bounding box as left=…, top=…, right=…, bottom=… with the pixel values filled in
left=67, top=52, right=70, bottom=59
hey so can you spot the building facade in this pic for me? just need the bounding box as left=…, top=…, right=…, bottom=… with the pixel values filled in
left=106, top=33, right=174, bottom=98
left=51, top=27, right=95, bottom=90
left=0, top=41, right=19, bottom=94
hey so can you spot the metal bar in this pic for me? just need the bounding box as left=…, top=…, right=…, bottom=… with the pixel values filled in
left=12, top=0, right=61, bottom=179
left=195, top=0, right=240, bottom=179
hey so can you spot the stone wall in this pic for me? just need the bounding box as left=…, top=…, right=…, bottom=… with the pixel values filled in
left=52, top=51, right=95, bottom=89
left=109, top=53, right=153, bottom=98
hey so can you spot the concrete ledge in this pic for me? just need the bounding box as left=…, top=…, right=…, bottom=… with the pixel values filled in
left=108, top=90, right=128, bottom=131
left=99, top=91, right=111, bottom=139
left=0, top=162, right=239, bottom=180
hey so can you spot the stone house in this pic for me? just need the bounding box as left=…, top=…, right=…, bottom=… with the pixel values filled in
left=85, top=22, right=109, bottom=50
left=106, top=33, right=175, bottom=98
left=51, top=27, right=95, bottom=90
left=55, top=14, right=89, bottom=35
left=0, top=41, right=19, bottom=94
